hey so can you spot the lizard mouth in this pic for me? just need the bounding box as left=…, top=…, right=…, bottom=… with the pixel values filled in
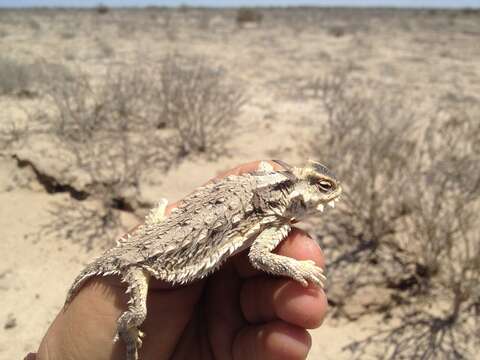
left=316, top=197, right=340, bottom=213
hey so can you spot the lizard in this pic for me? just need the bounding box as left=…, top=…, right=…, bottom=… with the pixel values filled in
left=64, top=159, right=342, bottom=360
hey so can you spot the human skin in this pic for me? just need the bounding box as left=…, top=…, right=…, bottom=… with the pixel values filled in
left=33, top=161, right=328, bottom=360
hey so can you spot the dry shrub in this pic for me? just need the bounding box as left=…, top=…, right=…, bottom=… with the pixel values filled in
left=406, top=105, right=480, bottom=289
left=95, top=4, right=110, bottom=15
left=0, top=57, right=71, bottom=97
left=345, top=105, right=480, bottom=359
left=28, top=65, right=174, bottom=248
left=157, top=56, right=245, bottom=157
left=38, top=66, right=173, bottom=197
left=4, top=57, right=245, bottom=248
left=235, top=8, right=263, bottom=27
left=308, top=70, right=419, bottom=301
left=327, top=25, right=346, bottom=37
left=0, top=121, right=29, bottom=152
left=307, top=69, right=480, bottom=358
left=0, top=57, right=36, bottom=96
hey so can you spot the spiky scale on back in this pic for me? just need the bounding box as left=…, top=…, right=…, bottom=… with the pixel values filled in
left=64, top=160, right=342, bottom=360
left=86, top=170, right=295, bottom=284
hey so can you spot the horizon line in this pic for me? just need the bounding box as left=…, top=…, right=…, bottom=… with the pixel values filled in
left=1, top=4, right=479, bottom=9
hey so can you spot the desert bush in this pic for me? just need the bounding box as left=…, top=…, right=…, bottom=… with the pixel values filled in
left=154, top=10, right=176, bottom=40
left=196, top=10, right=213, bottom=31
left=0, top=57, right=34, bottom=96
left=156, top=56, right=245, bottom=157
left=406, top=106, right=480, bottom=285
left=307, top=70, right=419, bottom=301
left=346, top=107, right=480, bottom=359
left=0, top=121, right=29, bottom=152
left=5, top=57, right=245, bottom=248
left=327, top=25, right=346, bottom=37
left=95, top=4, right=110, bottom=15
left=22, top=66, right=174, bottom=248
left=0, top=58, right=72, bottom=97
left=59, top=30, right=76, bottom=39
left=37, top=66, right=173, bottom=197
left=306, top=69, right=480, bottom=358
left=40, top=199, right=123, bottom=251
left=235, top=8, right=263, bottom=27
left=96, top=38, right=115, bottom=58
left=27, top=18, right=41, bottom=31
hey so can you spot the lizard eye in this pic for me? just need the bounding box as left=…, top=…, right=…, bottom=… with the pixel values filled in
left=318, top=180, right=334, bottom=192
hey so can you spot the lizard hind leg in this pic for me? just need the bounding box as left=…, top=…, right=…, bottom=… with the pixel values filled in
left=117, top=267, right=150, bottom=360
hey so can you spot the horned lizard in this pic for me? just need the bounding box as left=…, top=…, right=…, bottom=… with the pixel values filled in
left=65, top=160, right=342, bottom=360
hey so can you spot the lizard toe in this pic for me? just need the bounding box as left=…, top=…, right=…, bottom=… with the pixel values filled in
left=296, top=260, right=327, bottom=288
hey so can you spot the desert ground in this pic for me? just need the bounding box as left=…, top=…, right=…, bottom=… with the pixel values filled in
left=0, top=6, right=479, bottom=359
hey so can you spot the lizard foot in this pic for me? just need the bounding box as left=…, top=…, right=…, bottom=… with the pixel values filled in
left=117, top=320, right=144, bottom=360
left=288, top=259, right=327, bottom=288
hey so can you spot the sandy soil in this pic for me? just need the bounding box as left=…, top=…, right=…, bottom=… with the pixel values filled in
left=0, top=7, right=479, bottom=359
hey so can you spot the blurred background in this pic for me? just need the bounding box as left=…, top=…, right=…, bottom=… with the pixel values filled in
left=0, top=0, right=479, bottom=358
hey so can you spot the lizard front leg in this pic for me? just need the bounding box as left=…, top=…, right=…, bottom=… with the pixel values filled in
left=248, top=224, right=326, bottom=288
left=117, top=267, right=150, bottom=360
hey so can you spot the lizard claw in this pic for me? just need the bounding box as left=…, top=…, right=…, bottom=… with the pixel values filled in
left=291, top=260, right=326, bottom=289
left=113, top=328, right=144, bottom=345
left=131, top=327, right=144, bottom=348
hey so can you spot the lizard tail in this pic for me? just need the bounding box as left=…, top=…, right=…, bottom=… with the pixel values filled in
left=64, top=257, right=119, bottom=307
left=64, top=198, right=168, bottom=307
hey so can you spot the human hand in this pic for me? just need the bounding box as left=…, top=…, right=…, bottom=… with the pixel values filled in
left=34, top=161, right=328, bottom=360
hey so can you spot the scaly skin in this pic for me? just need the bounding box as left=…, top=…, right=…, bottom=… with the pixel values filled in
left=64, top=160, right=342, bottom=360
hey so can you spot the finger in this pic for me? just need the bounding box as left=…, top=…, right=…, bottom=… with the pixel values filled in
left=203, top=262, right=246, bottom=359
left=41, top=276, right=133, bottom=360
left=233, top=321, right=312, bottom=360
left=140, top=281, right=205, bottom=359
left=214, top=160, right=283, bottom=179
left=234, top=228, right=326, bottom=279
left=241, top=277, right=328, bottom=329
left=275, top=228, right=326, bottom=269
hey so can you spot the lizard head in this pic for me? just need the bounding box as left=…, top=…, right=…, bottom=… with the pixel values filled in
left=273, top=160, right=342, bottom=217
